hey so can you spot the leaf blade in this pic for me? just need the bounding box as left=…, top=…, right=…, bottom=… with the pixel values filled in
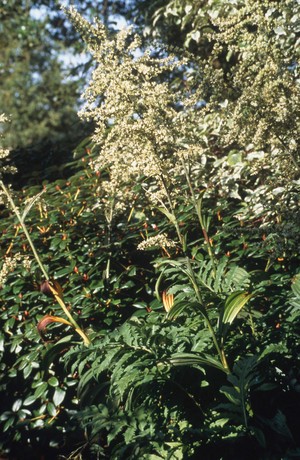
left=223, top=291, right=252, bottom=325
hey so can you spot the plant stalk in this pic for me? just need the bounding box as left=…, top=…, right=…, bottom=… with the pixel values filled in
left=185, top=257, right=230, bottom=373
left=156, top=175, right=229, bottom=373
left=181, top=157, right=217, bottom=277
left=159, top=173, right=187, bottom=252
left=0, top=181, right=90, bottom=345
left=1, top=181, right=49, bottom=281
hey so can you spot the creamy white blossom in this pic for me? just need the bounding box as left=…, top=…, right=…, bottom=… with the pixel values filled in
left=0, top=114, right=17, bottom=176
left=137, top=234, right=177, bottom=251
left=64, top=6, right=205, bottom=219
left=0, top=253, right=31, bottom=286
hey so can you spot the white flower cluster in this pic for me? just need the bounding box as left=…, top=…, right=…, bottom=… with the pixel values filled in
left=137, top=234, right=176, bottom=251
left=65, top=6, right=205, bottom=214
left=0, top=114, right=17, bottom=179
left=0, top=253, right=31, bottom=287
left=209, top=0, right=300, bottom=175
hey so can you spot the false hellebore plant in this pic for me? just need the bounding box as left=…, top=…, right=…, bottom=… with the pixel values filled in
left=64, top=6, right=253, bottom=374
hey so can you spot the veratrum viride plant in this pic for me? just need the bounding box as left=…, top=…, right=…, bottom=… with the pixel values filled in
left=64, top=5, right=258, bottom=374
left=57, top=7, right=300, bottom=459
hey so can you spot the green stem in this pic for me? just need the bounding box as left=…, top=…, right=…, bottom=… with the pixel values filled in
left=1, top=181, right=49, bottom=281
left=159, top=174, right=186, bottom=252
left=185, top=257, right=204, bottom=305
left=104, top=197, right=114, bottom=280
left=186, top=257, right=230, bottom=373
left=265, top=258, right=272, bottom=272
left=157, top=175, right=229, bottom=373
left=181, top=158, right=217, bottom=277
left=0, top=181, right=90, bottom=346
left=179, top=161, right=229, bottom=370
left=49, top=285, right=90, bottom=345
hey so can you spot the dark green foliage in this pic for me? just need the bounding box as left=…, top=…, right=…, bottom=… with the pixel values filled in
left=1, top=146, right=299, bottom=456
left=1, top=1, right=300, bottom=459
left=0, top=153, right=155, bottom=455
left=64, top=314, right=215, bottom=458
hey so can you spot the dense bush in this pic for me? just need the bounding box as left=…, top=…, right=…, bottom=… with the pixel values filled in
left=0, top=1, right=299, bottom=458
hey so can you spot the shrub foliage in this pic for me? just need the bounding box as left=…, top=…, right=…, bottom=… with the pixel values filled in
left=0, top=1, right=299, bottom=458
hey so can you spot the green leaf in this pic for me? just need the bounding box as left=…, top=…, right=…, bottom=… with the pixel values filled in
left=291, top=274, right=300, bottom=297
left=23, top=395, right=38, bottom=406
left=155, top=269, right=166, bottom=300
left=220, top=387, right=240, bottom=405
left=0, top=333, right=4, bottom=352
left=3, top=416, right=16, bottom=432
left=34, top=382, right=48, bottom=399
left=133, top=301, right=147, bottom=309
left=219, top=355, right=260, bottom=427
left=250, top=426, right=266, bottom=448
left=47, top=402, right=57, bottom=417
left=227, top=150, right=243, bottom=165
left=157, top=207, right=177, bottom=225
left=260, top=410, right=293, bottom=439
left=42, top=335, right=75, bottom=369
left=170, top=352, right=225, bottom=373
left=166, top=301, right=187, bottom=319
left=48, top=376, right=59, bottom=387
left=107, top=422, right=125, bottom=445
left=222, top=291, right=252, bottom=324
left=54, top=266, right=73, bottom=278
left=53, top=387, right=66, bottom=406
left=23, top=364, right=33, bottom=379
left=21, top=189, right=45, bottom=223
left=12, top=399, right=22, bottom=412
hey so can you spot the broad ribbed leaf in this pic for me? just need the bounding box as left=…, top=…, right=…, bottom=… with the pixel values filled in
left=170, top=352, right=225, bottom=372
left=223, top=291, right=252, bottom=324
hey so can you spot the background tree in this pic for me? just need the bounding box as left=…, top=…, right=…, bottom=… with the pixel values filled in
left=0, top=0, right=128, bottom=186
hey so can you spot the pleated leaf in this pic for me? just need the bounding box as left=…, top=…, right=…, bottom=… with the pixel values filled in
left=223, top=291, right=252, bottom=324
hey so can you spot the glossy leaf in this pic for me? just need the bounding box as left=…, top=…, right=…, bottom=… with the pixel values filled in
left=53, top=387, right=66, bottom=406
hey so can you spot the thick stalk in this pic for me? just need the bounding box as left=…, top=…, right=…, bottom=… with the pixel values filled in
left=49, top=285, right=90, bottom=345
left=177, top=162, right=229, bottom=370
left=186, top=257, right=230, bottom=373
left=157, top=176, right=229, bottom=372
